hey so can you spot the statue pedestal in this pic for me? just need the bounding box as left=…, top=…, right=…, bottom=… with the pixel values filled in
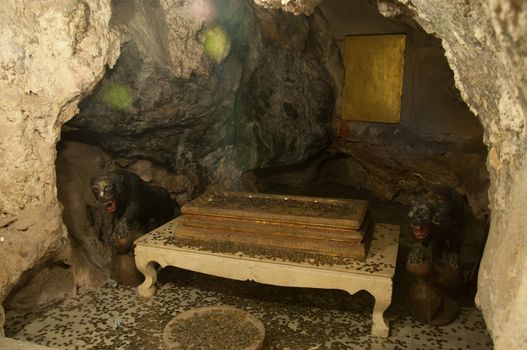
left=111, top=249, right=143, bottom=287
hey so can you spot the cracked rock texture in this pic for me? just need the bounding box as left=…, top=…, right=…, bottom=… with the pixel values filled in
left=69, top=0, right=335, bottom=191
left=110, top=0, right=214, bottom=79
left=254, top=0, right=527, bottom=348
left=0, top=0, right=120, bottom=330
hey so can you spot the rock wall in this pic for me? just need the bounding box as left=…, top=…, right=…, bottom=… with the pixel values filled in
left=253, top=0, right=320, bottom=15
left=255, top=0, right=527, bottom=348
left=0, top=0, right=120, bottom=328
left=68, top=0, right=336, bottom=191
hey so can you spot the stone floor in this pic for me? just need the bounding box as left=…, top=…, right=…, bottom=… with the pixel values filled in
left=0, top=337, right=56, bottom=350
left=5, top=265, right=493, bottom=350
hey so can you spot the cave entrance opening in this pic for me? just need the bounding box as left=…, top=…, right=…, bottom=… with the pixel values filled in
left=5, top=0, right=492, bottom=347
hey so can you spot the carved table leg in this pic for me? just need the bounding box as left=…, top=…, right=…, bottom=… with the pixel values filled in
left=371, top=294, right=391, bottom=337
left=136, top=258, right=158, bottom=298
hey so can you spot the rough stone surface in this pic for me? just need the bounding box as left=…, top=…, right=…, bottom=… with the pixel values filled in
left=0, top=0, right=120, bottom=331
left=4, top=264, right=76, bottom=310
left=56, top=141, right=114, bottom=291
left=0, top=305, right=4, bottom=337
left=69, top=0, right=334, bottom=191
left=69, top=39, right=242, bottom=189
left=235, top=48, right=333, bottom=168
left=252, top=0, right=527, bottom=348
left=110, top=0, right=215, bottom=79
left=307, top=10, right=344, bottom=131
left=326, top=143, right=489, bottom=218
left=253, top=0, right=320, bottom=15
left=487, top=160, right=527, bottom=350
left=122, top=159, right=196, bottom=207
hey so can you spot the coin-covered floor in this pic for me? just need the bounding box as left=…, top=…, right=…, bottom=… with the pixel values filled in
left=5, top=266, right=492, bottom=350
left=4, top=185, right=493, bottom=349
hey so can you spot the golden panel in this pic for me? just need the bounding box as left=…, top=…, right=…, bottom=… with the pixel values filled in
left=342, top=34, right=406, bottom=123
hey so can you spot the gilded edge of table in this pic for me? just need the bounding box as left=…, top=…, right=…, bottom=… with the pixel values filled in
left=135, top=221, right=400, bottom=279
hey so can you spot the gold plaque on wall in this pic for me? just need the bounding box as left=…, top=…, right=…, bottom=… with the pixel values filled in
left=342, top=34, right=406, bottom=123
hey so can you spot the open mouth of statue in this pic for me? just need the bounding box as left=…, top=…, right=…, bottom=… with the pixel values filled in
left=105, top=200, right=117, bottom=213
left=411, top=224, right=429, bottom=239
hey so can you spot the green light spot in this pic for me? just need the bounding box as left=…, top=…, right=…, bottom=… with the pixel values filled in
left=103, top=83, right=133, bottom=110
left=202, top=25, right=231, bottom=63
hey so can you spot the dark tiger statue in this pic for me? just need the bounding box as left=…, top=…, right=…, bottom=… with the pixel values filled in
left=405, top=186, right=465, bottom=326
left=91, top=169, right=175, bottom=253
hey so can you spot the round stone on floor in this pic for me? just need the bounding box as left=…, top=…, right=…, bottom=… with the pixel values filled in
left=163, top=305, right=265, bottom=350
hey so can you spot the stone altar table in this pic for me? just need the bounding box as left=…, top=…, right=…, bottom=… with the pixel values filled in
left=134, top=220, right=399, bottom=337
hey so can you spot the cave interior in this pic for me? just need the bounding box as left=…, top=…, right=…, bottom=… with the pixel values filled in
left=2, top=0, right=504, bottom=349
